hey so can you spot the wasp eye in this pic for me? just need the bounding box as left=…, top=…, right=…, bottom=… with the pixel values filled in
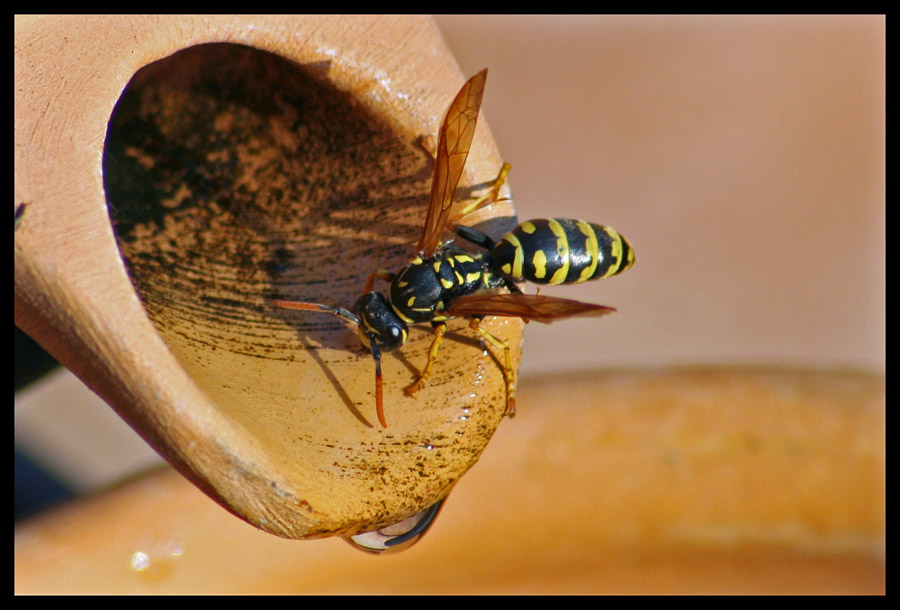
left=379, top=321, right=406, bottom=351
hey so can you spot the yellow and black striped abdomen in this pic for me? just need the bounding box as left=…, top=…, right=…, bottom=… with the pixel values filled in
left=490, top=218, right=634, bottom=285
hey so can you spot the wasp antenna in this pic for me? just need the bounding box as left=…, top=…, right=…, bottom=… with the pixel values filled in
left=368, top=336, right=387, bottom=428
left=273, top=299, right=360, bottom=326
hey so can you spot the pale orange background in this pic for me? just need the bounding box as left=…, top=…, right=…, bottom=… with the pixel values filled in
left=437, top=15, right=884, bottom=375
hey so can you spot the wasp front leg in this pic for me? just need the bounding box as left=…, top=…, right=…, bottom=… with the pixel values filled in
left=363, top=269, right=396, bottom=294
left=469, top=317, right=517, bottom=418
left=404, top=321, right=448, bottom=398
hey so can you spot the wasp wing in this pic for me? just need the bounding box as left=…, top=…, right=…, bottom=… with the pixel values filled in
left=417, top=69, right=488, bottom=256
left=446, top=293, right=616, bottom=324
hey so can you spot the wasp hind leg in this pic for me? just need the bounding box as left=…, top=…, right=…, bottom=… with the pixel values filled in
left=469, top=317, right=517, bottom=418
left=448, top=162, right=512, bottom=228
left=404, top=321, right=448, bottom=398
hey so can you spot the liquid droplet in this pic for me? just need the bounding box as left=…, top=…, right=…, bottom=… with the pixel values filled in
left=130, top=551, right=151, bottom=571
left=344, top=498, right=445, bottom=554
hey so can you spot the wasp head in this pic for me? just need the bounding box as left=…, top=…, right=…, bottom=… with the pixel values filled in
left=353, top=292, right=408, bottom=351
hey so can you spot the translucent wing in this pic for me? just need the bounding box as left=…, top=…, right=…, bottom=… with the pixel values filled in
left=417, top=69, right=488, bottom=256
left=446, top=293, right=616, bottom=324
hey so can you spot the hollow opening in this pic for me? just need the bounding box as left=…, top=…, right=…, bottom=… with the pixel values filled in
left=102, top=44, right=514, bottom=533
left=102, top=42, right=433, bottom=460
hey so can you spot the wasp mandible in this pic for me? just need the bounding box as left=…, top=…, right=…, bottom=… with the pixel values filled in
left=275, top=69, right=634, bottom=428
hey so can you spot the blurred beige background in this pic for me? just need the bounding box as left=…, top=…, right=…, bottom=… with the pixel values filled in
left=438, top=14, right=884, bottom=375
left=17, top=14, right=884, bottom=516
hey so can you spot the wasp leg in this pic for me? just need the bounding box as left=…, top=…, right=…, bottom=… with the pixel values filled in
left=454, top=224, right=496, bottom=250
left=503, top=278, right=523, bottom=294
left=448, top=162, right=512, bottom=227
left=469, top=317, right=517, bottom=417
left=404, top=321, right=447, bottom=398
left=363, top=269, right=396, bottom=294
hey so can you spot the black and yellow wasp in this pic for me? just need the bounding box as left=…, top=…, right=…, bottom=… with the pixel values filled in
left=274, top=69, right=634, bottom=428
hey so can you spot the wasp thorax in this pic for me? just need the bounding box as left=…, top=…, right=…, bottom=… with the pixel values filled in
left=354, top=292, right=408, bottom=351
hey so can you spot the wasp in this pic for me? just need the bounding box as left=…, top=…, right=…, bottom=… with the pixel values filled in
left=274, top=69, right=634, bottom=428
